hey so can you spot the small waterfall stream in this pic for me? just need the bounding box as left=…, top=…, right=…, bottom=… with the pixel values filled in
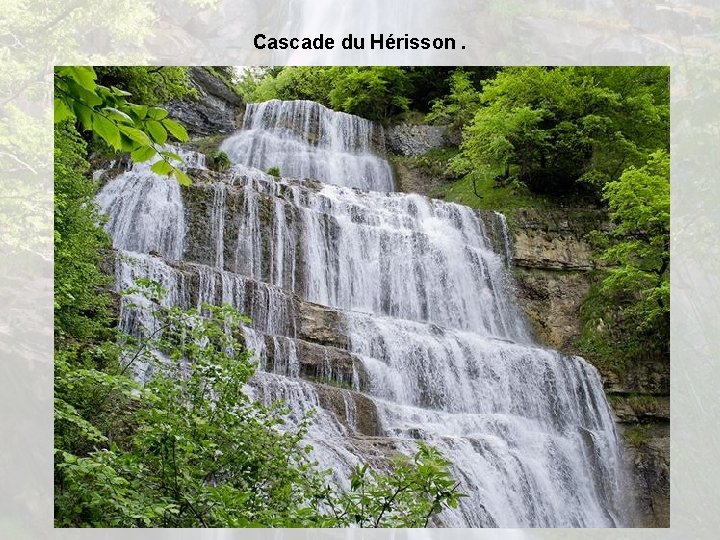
left=96, top=100, right=628, bottom=527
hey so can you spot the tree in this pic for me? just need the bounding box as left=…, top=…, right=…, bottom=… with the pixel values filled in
left=54, top=66, right=191, bottom=185
left=247, top=66, right=412, bottom=123
left=426, top=70, right=483, bottom=131
left=452, top=66, right=669, bottom=198
left=327, top=67, right=411, bottom=123
left=579, top=150, right=670, bottom=371
left=94, top=67, right=194, bottom=107
left=601, top=150, right=670, bottom=332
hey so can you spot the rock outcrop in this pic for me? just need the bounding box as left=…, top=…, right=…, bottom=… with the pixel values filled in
left=167, top=67, right=244, bottom=136
left=385, top=123, right=454, bottom=156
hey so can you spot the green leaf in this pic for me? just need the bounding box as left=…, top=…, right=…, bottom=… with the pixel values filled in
left=146, top=120, right=168, bottom=144
left=119, top=134, right=138, bottom=152
left=67, top=80, right=103, bottom=107
left=111, top=85, right=132, bottom=97
left=93, top=114, right=122, bottom=150
left=130, top=104, right=148, bottom=120
left=173, top=168, right=192, bottom=186
left=54, top=99, right=74, bottom=123
left=73, top=102, right=93, bottom=130
left=162, top=118, right=189, bottom=142
left=151, top=160, right=173, bottom=176
left=131, top=146, right=157, bottom=163
left=160, top=151, right=183, bottom=163
left=67, top=66, right=97, bottom=91
left=147, top=107, right=169, bottom=120
left=103, top=107, right=133, bottom=124
left=118, top=124, right=152, bottom=146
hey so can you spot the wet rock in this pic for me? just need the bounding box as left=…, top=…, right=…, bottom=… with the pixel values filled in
left=513, top=268, right=591, bottom=352
left=313, top=384, right=380, bottom=437
left=386, top=123, right=453, bottom=156
left=299, top=302, right=348, bottom=349
left=622, top=423, right=670, bottom=527
left=167, top=67, right=245, bottom=136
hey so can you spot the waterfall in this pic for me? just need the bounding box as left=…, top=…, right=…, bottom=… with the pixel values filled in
left=220, top=100, right=394, bottom=192
left=97, top=99, right=628, bottom=527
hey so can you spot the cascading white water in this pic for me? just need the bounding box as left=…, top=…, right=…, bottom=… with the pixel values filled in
left=97, top=99, right=629, bottom=527
left=220, top=100, right=394, bottom=192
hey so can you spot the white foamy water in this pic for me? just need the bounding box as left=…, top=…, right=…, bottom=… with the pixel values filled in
left=221, top=100, right=394, bottom=192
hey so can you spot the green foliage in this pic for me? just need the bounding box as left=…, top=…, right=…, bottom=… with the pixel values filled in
left=452, top=66, right=669, bottom=199
left=426, top=70, right=483, bottom=131
left=209, top=150, right=231, bottom=172
left=579, top=151, right=669, bottom=373
left=267, top=166, right=281, bottom=177
left=250, top=66, right=335, bottom=104
left=623, top=424, right=652, bottom=447
left=55, top=279, right=463, bottom=527
left=249, top=66, right=411, bottom=123
left=204, top=66, right=237, bottom=86
left=94, top=67, right=194, bottom=107
left=627, top=394, right=661, bottom=415
left=55, top=299, right=315, bottom=527
left=431, top=166, right=555, bottom=213
left=327, top=67, right=411, bottom=123
left=54, top=122, right=114, bottom=345
left=192, top=134, right=227, bottom=156
left=54, top=66, right=191, bottom=186
left=601, top=150, right=669, bottom=328
left=325, top=443, right=464, bottom=527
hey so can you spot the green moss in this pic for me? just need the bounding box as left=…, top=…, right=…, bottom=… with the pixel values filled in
left=576, top=278, right=661, bottom=377
left=628, top=394, right=660, bottom=415
left=623, top=424, right=652, bottom=447
left=267, top=166, right=281, bottom=177
left=431, top=170, right=556, bottom=215
left=209, top=150, right=231, bottom=172
left=193, top=134, right=227, bottom=156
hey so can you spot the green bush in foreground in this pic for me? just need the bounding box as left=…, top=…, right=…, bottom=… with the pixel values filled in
left=54, top=280, right=463, bottom=527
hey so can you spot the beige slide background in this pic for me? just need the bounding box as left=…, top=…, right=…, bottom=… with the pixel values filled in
left=0, top=1, right=717, bottom=538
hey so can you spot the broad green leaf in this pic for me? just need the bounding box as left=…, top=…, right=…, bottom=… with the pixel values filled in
left=118, top=124, right=152, bottom=146
left=160, top=151, right=183, bottom=163
left=67, top=79, right=103, bottom=107
left=54, top=99, right=74, bottom=123
left=119, top=134, right=138, bottom=152
left=93, top=114, right=121, bottom=149
left=162, top=118, right=189, bottom=142
left=130, top=104, right=148, bottom=120
left=111, top=85, right=132, bottom=97
left=151, top=160, right=173, bottom=176
left=173, top=168, right=192, bottom=186
left=103, top=107, right=133, bottom=124
left=67, top=66, right=97, bottom=91
left=131, top=146, right=157, bottom=163
left=147, top=107, right=169, bottom=120
left=146, top=120, right=168, bottom=144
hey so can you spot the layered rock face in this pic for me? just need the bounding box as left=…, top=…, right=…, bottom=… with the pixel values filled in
left=95, top=100, right=632, bottom=527
left=167, top=67, right=245, bottom=136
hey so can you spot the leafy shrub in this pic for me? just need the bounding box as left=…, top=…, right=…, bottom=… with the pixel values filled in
left=267, top=166, right=281, bottom=177
left=210, top=150, right=231, bottom=172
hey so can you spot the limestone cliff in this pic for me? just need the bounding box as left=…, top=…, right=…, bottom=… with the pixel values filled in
left=167, top=67, right=245, bottom=136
